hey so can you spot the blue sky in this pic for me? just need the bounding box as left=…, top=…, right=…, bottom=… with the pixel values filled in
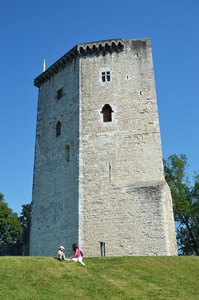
left=1, top=0, right=199, bottom=215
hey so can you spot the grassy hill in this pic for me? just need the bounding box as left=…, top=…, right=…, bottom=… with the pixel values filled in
left=0, top=256, right=198, bottom=299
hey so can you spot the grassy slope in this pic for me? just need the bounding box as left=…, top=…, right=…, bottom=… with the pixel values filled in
left=0, top=256, right=198, bottom=300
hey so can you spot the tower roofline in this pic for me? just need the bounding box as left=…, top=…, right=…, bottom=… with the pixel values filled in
left=34, top=38, right=126, bottom=88
left=34, top=38, right=151, bottom=88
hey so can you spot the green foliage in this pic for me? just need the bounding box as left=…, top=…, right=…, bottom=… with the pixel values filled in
left=163, top=154, right=199, bottom=256
left=0, top=256, right=198, bottom=299
left=19, top=203, right=31, bottom=229
left=0, top=193, right=22, bottom=246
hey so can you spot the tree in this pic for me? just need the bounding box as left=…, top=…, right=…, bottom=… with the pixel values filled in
left=0, top=193, right=22, bottom=246
left=163, top=154, right=199, bottom=255
left=19, top=203, right=31, bottom=229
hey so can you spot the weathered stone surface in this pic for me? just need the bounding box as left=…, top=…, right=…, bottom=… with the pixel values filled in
left=29, top=38, right=177, bottom=257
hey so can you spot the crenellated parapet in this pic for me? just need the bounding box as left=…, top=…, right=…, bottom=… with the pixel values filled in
left=34, top=39, right=124, bottom=88
left=78, top=38, right=124, bottom=56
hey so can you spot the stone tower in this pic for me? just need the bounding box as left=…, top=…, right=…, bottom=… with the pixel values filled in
left=30, top=38, right=177, bottom=257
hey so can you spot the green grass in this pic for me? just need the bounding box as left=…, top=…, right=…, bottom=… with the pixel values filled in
left=0, top=256, right=198, bottom=299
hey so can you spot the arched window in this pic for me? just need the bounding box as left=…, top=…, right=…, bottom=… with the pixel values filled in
left=101, top=104, right=113, bottom=122
left=56, top=121, right=61, bottom=137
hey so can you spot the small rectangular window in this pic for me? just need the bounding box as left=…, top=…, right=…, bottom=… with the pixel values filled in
left=57, top=88, right=63, bottom=100
left=102, top=71, right=111, bottom=82
left=102, top=72, right=106, bottom=82
left=100, top=242, right=105, bottom=257
left=107, top=71, right=110, bottom=82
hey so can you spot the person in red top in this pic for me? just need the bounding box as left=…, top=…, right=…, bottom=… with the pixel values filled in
left=69, top=243, right=85, bottom=266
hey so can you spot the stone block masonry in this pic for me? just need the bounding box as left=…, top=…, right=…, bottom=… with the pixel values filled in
left=30, top=38, right=177, bottom=257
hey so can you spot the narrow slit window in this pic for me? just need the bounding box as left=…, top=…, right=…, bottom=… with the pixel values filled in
left=102, top=72, right=106, bottom=82
left=57, top=88, right=63, bottom=100
left=101, top=104, right=113, bottom=122
left=100, top=242, right=105, bottom=257
left=106, top=71, right=110, bottom=82
left=65, top=145, right=70, bottom=162
left=109, top=163, right=111, bottom=180
left=56, top=121, right=61, bottom=137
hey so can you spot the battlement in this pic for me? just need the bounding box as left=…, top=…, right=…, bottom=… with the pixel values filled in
left=34, top=38, right=124, bottom=88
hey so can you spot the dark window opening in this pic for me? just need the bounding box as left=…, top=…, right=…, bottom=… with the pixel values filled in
left=102, top=71, right=111, bottom=82
left=100, top=242, right=105, bottom=257
left=65, top=144, right=70, bottom=162
left=106, top=71, right=110, bottom=81
left=57, top=88, right=63, bottom=100
left=56, top=121, right=61, bottom=137
left=101, top=104, right=113, bottom=122
left=102, top=72, right=106, bottom=82
left=109, top=163, right=111, bottom=180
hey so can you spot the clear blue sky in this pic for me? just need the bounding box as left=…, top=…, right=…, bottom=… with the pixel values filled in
left=1, top=0, right=198, bottom=215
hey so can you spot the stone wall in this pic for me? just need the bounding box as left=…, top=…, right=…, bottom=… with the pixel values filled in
left=79, top=38, right=177, bottom=256
left=0, top=244, right=23, bottom=256
left=29, top=58, right=80, bottom=256
left=0, top=226, right=30, bottom=256
left=79, top=181, right=176, bottom=257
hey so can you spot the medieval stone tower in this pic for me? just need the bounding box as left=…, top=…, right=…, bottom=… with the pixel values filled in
left=29, top=38, right=177, bottom=257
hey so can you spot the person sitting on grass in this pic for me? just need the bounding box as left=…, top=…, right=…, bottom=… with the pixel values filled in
left=58, top=246, right=66, bottom=261
left=69, top=243, right=85, bottom=266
